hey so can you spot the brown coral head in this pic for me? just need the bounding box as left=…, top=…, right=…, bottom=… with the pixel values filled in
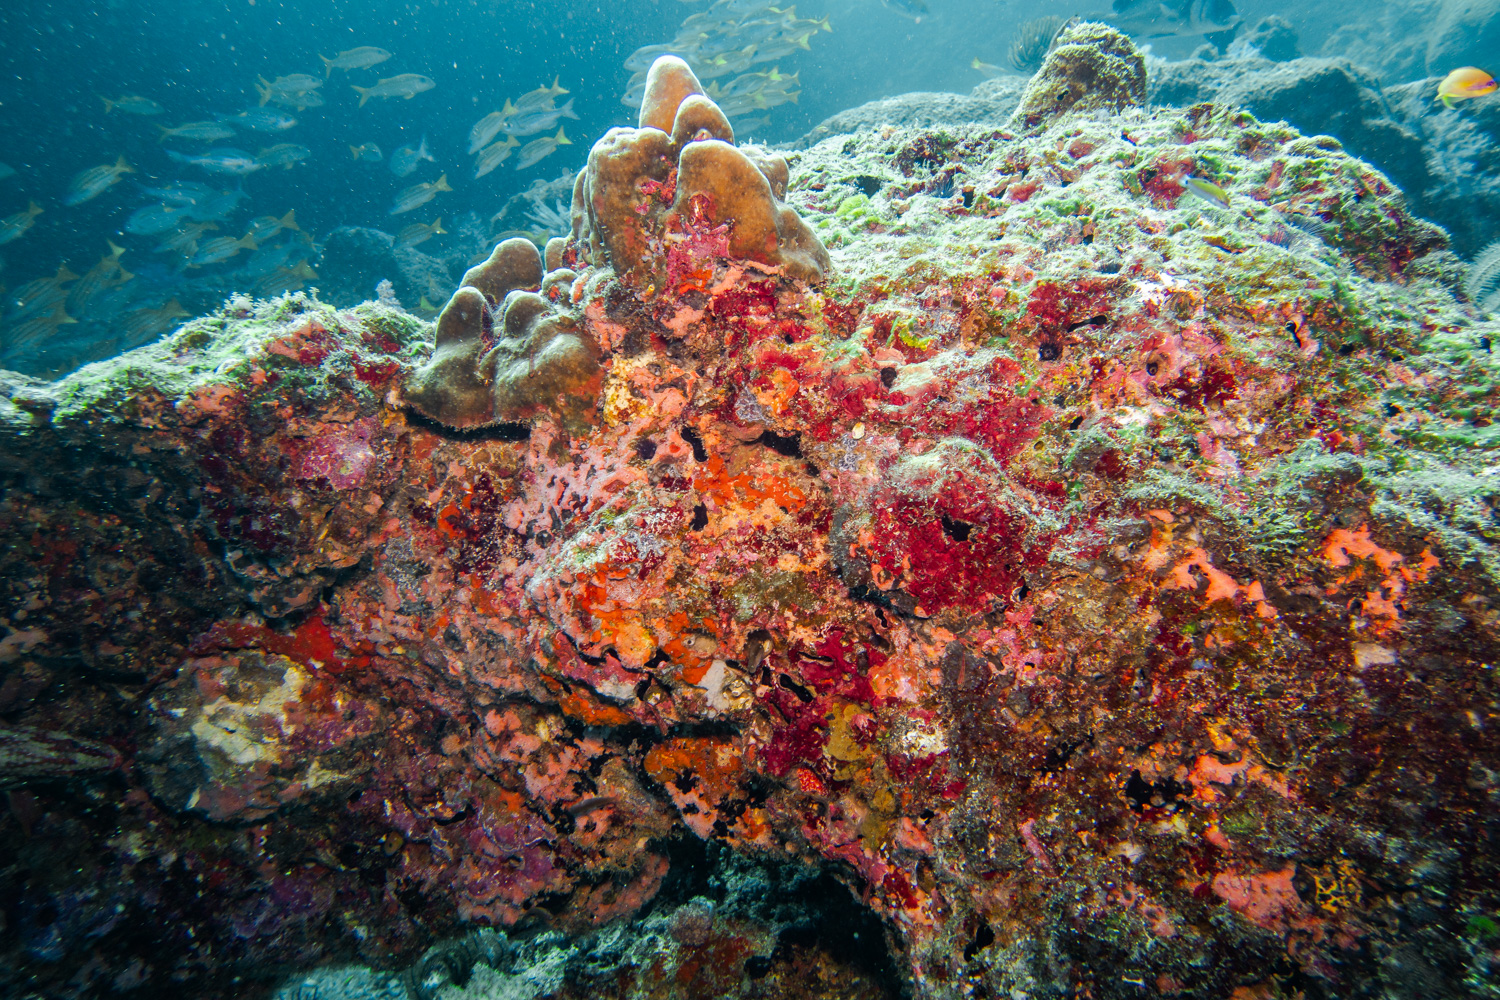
left=490, top=290, right=601, bottom=426
left=670, top=94, right=735, bottom=147
left=404, top=286, right=499, bottom=430
left=639, top=55, right=707, bottom=133
left=670, top=140, right=831, bottom=284
left=571, top=54, right=829, bottom=286
left=460, top=236, right=545, bottom=307
left=1011, top=20, right=1146, bottom=129
left=406, top=236, right=600, bottom=430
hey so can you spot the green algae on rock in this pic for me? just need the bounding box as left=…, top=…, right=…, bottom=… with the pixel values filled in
left=1, top=31, right=1499, bottom=1000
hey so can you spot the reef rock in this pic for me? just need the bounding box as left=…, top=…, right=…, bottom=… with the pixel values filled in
left=1011, top=21, right=1147, bottom=129
left=795, top=80, right=1028, bottom=149
left=2, top=40, right=1499, bottom=1000
left=1149, top=54, right=1500, bottom=256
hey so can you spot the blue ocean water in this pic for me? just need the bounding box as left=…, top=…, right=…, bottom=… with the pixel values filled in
left=0, top=0, right=1494, bottom=362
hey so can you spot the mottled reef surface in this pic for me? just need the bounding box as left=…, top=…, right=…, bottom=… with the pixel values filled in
left=2, top=28, right=1499, bottom=1000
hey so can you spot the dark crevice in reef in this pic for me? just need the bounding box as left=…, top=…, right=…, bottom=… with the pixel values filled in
left=756, top=430, right=802, bottom=458
left=392, top=839, right=908, bottom=1000
left=648, top=837, right=908, bottom=998
left=403, top=409, right=531, bottom=442
left=680, top=425, right=709, bottom=462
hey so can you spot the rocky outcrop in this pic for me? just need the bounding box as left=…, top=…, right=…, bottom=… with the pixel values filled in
left=1149, top=54, right=1500, bottom=256
left=794, top=80, right=1028, bottom=148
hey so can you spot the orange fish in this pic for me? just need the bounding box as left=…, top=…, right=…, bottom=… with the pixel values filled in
left=1437, top=66, right=1497, bottom=109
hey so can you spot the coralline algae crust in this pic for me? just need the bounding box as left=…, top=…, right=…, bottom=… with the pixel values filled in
left=2, top=37, right=1499, bottom=1000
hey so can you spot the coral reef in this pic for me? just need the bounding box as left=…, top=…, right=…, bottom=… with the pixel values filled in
left=3, top=35, right=1500, bottom=1000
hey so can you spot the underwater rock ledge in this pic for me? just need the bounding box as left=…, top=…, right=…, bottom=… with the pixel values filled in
left=2, top=33, right=1500, bottom=1000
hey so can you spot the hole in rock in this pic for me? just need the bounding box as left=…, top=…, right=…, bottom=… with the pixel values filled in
left=405, top=410, right=530, bottom=442
left=680, top=426, right=708, bottom=462
left=1066, top=315, right=1106, bottom=333
left=1038, top=343, right=1061, bottom=362
left=940, top=513, right=973, bottom=542
left=757, top=430, right=802, bottom=458
left=963, top=922, right=996, bottom=961
left=778, top=673, right=814, bottom=703
left=1123, top=769, right=1191, bottom=814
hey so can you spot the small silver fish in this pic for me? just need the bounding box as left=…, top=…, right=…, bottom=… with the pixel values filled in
left=473, top=136, right=519, bottom=178
left=64, top=156, right=133, bottom=206
left=182, top=188, right=249, bottom=222
left=390, top=136, right=434, bottom=177
left=6, top=265, right=77, bottom=320
left=256, top=73, right=323, bottom=105
left=512, top=77, right=569, bottom=114
left=468, top=104, right=517, bottom=154
left=120, top=299, right=189, bottom=342
left=167, top=147, right=265, bottom=175
left=224, top=107, right=298, bottom=132
left=154, top=220, right=218, bottom=254
left=139, top=180, right=213, bottom=205
left=319, top=46, right=392, bottom=76
left=255, top=143, right=311, bottom=169
left=67, top=242, right=132, bottom=317
left=350, top=143, right=384, bottom=162
left=157, top=120, right=238, bottom=143
left=514, top=127, right=571, bottom=171
left=101, top=94, right=164, bottom=115
left=188, top=233, right=257, bottom=267
left=127, top=202, right=192, bottom=235
left=389, top=173, right=452, bottom=215
left=5, top=307, right=76, bottom=349
left=0, top=201, right=42, bottom=246
left=246, top=210, right=298, bottom=242
left=394, top=216, right=446, bottom=249
left=352, top=73, right=435, bottom=107
left=501, top=99, right=579, bottom=138
left=266, top=89, right=325, bottom=111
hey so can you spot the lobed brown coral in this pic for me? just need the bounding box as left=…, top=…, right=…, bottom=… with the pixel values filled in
left=403, top=237, right=599, bottom=429
left=571, top=55, right=831, bottom=288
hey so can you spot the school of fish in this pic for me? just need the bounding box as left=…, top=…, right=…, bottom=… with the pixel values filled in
left=0, top=40, right=583, bottom=376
